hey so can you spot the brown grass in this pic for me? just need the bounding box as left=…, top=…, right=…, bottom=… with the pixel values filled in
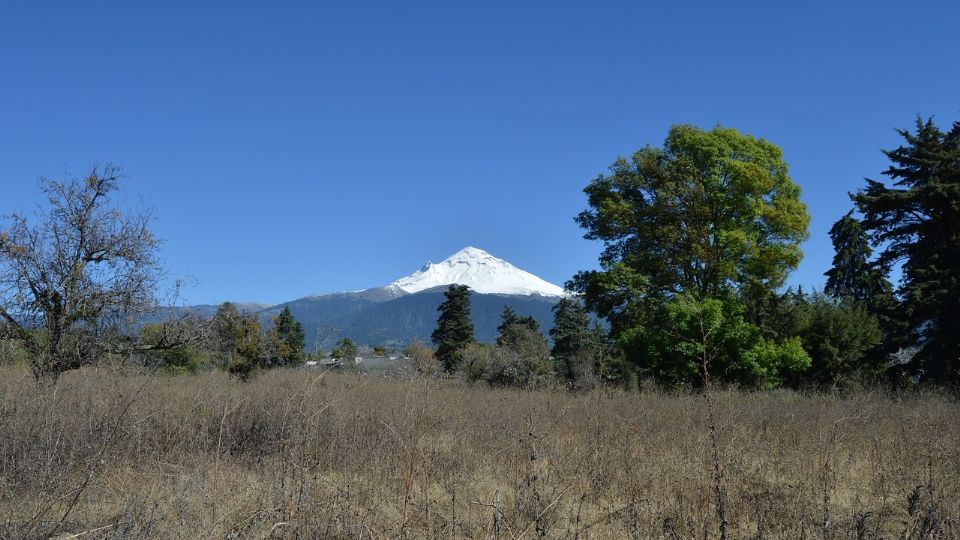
left=0, top=365, right=958, bottom=538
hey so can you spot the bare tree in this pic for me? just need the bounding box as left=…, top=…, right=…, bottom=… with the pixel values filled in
left=0, top=164, right=186, bottom=382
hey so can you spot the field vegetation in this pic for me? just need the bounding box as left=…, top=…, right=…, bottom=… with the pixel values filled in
left=1, top=364, right=957, bottom=539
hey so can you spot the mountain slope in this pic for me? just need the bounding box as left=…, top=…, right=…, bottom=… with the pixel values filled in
left=174, top=247, right=566, bottom=349
left=326, top=289, right=558, bottom=348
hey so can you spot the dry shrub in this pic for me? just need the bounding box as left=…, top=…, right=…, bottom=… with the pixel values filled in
left=0, top=365, right=958, bottom=538
left=405, top=341, right=442, bottom=376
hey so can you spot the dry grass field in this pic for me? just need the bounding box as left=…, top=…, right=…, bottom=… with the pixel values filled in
left=0, top=365, right=958, bottom=539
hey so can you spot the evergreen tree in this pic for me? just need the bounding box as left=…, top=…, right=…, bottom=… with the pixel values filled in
left=212, top=302, right=264, bottom=381
left=549, top=298, right=592, bottom=383
left=853, top=116, right=960, bottom=382
left=824, top=211, right=892, bottom=305
left=496, top=305, right=539, bottom=348
left=331, top=337, right=358, bottom=366
left=431, top=285, right=475, bottom=371
left=268, top=306, right=305, bottom=367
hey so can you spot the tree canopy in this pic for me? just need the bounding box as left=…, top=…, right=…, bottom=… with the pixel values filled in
left=0, top=165, right=180, bottom=382
left=852, top=116, right=960, bottom=382
left=824, top=211, right=891, bottom=305
left=571, top=125, right=811, bottom=386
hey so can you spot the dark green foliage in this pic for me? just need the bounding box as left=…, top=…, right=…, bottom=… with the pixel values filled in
left=622, top=294, right=809, bottom=388
left=749, top=290, right=884, bottom=385
left=256, top=290, right=558, bottom=350
left=458, top=329, right=551, bottom=388
left=496, top=306, right=540, bottom=348
left=852, top=116, right=960, bottom=382
left=452, top=307, right=552, bottom=387
left=140, top=323, right=204, bottom=374
left=331, top=337, right=358, bottom=365
left=213, top=302, right=263, bottom=381
left=268, top=306, right=305, bottom=367
left=549, top=298, right=592, bottom=384
left=570, top=125, right=811, bottom=387
left=824, top=211, right=892, bottom=305
left=431, top=285, right=475, bottom=371
left=154, top=346, right=203, bottom=375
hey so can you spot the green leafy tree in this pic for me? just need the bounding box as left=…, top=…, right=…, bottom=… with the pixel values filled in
left=852, top=116, right=960, bottom=382
left=793, top=294, right=883, bottom=385
left=623, top=294, right=809, bottom=388
left=748, top=290, right=884, bottom=385
left=571, top=125, right=811, bottom=386
left=267, top=306, right=305, bottom=367
left=431, top=285, right=474, bottom=371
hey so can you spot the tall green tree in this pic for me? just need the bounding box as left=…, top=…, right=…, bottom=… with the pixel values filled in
left=549, top=298, right=592, bottom=383
left=431, top=285, right=475, bottom=371
left=852, top=116, right=960, bottom=382
left=824, top=212, right=891, bottom=304
left=496, top=306, right=539, bottom=348
left=570, top=125, right=811, bottom=386
left=268, top=306, right=305, bottom=367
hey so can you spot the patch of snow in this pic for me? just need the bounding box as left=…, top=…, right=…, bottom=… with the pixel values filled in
left=388, top=246, right=566, bottom=297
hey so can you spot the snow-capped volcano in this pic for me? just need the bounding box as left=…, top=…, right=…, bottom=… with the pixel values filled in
left=388, top=246, right=566, bottom=297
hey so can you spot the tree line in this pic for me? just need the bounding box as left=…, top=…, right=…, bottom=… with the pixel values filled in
left=2, top=115, right=958, bottom=388
left=566, top=118, right=960, bottom=388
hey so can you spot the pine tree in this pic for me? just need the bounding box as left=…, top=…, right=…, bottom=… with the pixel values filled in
left=212, top=302, right=264, bottom=381
left=496, top=305, right=539, bottom=348
left=431, top=285, right=475, bottom=371
left=824, top=211, right=891, bottom=305
left=549, top=298, right=591, bottom=382
left=269, top=306, right=305, bottom=367
left=331, top=337, right=358, bottom=366
left=853, top=116, right=960, bottom=382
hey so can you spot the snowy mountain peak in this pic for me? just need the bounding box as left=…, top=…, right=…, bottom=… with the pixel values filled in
left=388, top=247, right=566, bottom=297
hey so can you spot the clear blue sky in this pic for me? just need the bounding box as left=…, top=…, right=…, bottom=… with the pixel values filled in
left=2, top=1, right=958, bottom=305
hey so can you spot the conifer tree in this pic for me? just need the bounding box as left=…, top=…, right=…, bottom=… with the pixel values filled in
left=496, top=305, right=539, bottom=348
left=212, top=302, right=264, bottom=381
left=331, top=337, right=358, bottom=365
left=549, top=298, right=592, bottom=382
left=853, top=116, right=960, bottom=381
left=824, top=211, right=891, bottom=305
left=269, top=306, right=305, bottom=367
left=431, top=285, right=475, bottom=371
